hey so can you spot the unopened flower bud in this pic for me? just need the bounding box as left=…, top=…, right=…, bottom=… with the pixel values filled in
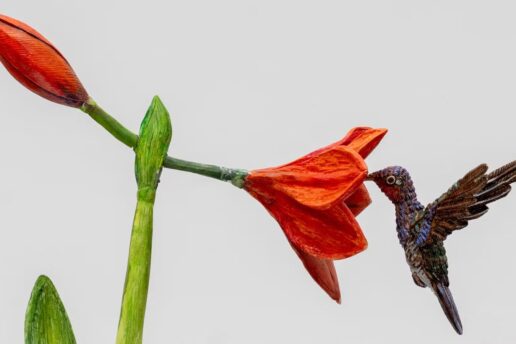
left=0, top=14, right=88, bottom=107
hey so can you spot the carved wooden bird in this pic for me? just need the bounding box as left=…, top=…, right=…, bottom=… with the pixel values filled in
left=367, top=161, right=516, bottom=334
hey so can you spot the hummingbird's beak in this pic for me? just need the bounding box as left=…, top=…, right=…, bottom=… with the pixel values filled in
left=366, top=171, right=379, bottom=181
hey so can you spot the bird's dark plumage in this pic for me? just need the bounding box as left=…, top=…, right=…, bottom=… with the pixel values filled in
left=426, top=161, right=515, bottom=244
left=367, top=161, right=515, bottom=334
left=435, top=283, right=463, bottom=335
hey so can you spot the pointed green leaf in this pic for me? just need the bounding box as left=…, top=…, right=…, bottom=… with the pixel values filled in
left=135, top=96, right=173, bottom=190
left=25, top=275, right=76, bottom=344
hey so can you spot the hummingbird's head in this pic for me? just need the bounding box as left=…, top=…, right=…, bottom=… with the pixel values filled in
left=366, top=166, right=416, bottom=204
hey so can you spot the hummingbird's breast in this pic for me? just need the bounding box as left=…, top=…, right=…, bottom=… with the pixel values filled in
left=396, top=223, right=429, bottom=285
left=397, top=223, right=449, bottom=287
left=403, top=239, right=431, bottom=285
left=395, top=203, right=439, bottom=287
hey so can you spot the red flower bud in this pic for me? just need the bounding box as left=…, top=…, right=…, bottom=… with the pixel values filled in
left=0, top=14, right=88, bottom=107
left=245, top=127, right=387, bottom=302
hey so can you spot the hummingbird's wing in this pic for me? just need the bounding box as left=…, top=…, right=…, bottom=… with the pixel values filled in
left=419, top=161, right=515, bottom=244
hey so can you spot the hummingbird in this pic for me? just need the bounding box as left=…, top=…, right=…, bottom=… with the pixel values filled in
left=367, top=161, right=515, bottom=334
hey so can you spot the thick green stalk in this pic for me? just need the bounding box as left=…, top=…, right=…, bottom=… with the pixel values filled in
left=81, top=98, right=247, bottom=187
left=116, top=96, right=172, bottom=344
left=116, top=189, right=155, bottom=344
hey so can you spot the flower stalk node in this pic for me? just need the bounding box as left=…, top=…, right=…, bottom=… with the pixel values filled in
left=137, top=187, right=157, bottom=203
left=229, top=169, right=248, bottom=188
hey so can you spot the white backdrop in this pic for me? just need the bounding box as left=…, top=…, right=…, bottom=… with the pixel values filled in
left=0, top=1, right=515, bottom=343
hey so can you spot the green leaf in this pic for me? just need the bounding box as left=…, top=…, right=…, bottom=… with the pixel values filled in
left=25, top=275, right=77, bottom=344
left=135, top=96, right=173, bottom=191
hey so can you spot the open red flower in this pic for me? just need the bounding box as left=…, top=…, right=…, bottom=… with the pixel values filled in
left=245, top=127, right=387, bottom=302
left=0, top=14, right=88, bottom=107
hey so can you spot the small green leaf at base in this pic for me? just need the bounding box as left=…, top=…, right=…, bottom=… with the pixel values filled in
left=25, top=275, right=77, bottom=344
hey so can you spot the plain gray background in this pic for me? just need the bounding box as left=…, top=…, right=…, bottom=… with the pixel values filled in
left=0, top=1, right=515, bottom=343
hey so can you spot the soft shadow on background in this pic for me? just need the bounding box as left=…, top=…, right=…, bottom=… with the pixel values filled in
left=0, top=1, right=514, bottom=343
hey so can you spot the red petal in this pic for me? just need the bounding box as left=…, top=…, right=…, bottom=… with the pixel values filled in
left=344, top=184, right=372, bottom=216
left=290, top=243, right=341, bottom=303
left=246, top=186, right=368, bottom=259
left=0, top=14, right=88, bottom=107
left=338, top=127, right=388, bottom=158
left=291, top=127, right=388, bottom=162
left=0, top=15, right=57, bottom=50
left=249, top=146, right=367, bottom=209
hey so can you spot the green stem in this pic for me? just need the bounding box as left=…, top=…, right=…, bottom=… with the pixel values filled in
left=81, top=98, right=138, bottom=148
left=164, top=156, right=247, bottom=188
left=80, top=98, right=247, bottom=188
left=116, top=189, right=155, bottom=344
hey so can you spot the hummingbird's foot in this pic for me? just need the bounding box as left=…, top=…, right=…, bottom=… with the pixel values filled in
left=412, top=273, right=426, bottom=288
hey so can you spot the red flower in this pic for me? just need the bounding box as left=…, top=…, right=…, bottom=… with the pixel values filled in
left=0, top=14, right=88, bottom=107
left=245, top=127, right=387, bottom=302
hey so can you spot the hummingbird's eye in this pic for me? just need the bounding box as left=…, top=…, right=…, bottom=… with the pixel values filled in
left=386, top=175, right=396, bottom=185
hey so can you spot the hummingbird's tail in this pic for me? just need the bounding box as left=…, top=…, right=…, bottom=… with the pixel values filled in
left=433, top=283, right=463, bottom=335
